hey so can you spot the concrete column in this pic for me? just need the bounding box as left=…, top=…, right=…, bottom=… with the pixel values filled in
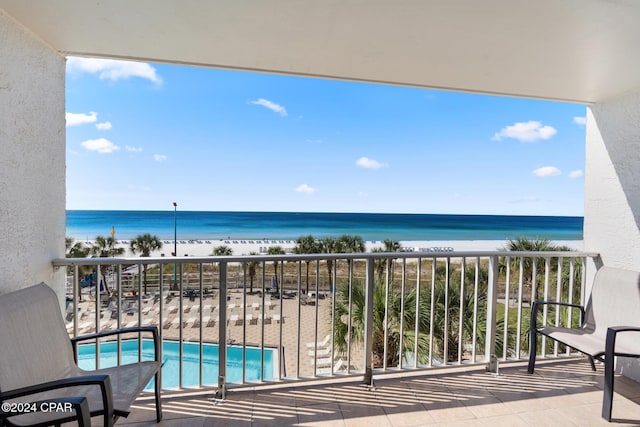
left=585, top=90, right=640, bottom=380
left=0, top=10, right=66, bottom=301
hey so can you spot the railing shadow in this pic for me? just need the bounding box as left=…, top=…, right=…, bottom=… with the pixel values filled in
left=125, top=359, right=640, bottom=425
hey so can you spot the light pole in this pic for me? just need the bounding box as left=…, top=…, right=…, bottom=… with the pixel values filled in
left=173, top=202, right=177, bottom=288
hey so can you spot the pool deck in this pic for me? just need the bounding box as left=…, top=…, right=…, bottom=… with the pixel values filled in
left=119, top=359, right=640, bottom=426
left=106, top=291, right=347, bottom=377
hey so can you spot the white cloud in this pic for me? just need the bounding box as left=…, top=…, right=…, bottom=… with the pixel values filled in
left=356, top=157, right=386, bottom=169
left=295, top=184, right=317, bottom=194
left=66, top=111, right=97, bottom=127
left=250, top=98, right=287, bottom=116
left=125, top=146, right=143, bottom=152
left=81, top=138, right=120, bottom=154
left=66, top=57, right=162, bottom=85
left=569, top=169, right=584, bottom=179
left=96, top=121, right=112, bottom=130
left=573, top=116, right=587, bottom=125
left=492, top=121, right=557, bottom=142
left=532, top=166, right=561, bottom=177
left=153, top=154, right=168, bottom=162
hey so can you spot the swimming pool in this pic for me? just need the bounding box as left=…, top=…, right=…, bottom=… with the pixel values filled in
left=77, top=339, right=278, bottom=388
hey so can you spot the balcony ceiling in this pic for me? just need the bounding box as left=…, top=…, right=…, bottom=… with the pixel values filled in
left=2, top=0, right=640, bottom=104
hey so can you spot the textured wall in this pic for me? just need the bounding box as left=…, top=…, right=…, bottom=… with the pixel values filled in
left=0, top=10, right=66, bottom=298
left=585, top=91, right=640, bottom=380
left=585, top=92, right=640, bottom=269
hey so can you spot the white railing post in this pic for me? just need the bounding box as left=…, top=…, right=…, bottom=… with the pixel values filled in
left=217, top=261, right=227, bottom=399
left=363, top=257, right=375, bottom=386
left=485, top=256, right=499, bottom=368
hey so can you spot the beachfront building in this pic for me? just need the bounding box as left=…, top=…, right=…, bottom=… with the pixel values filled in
left=2, top=1, right=640, bottom=423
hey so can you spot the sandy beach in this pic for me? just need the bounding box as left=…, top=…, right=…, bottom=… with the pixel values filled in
left=92, top=238, right=584, bottom=258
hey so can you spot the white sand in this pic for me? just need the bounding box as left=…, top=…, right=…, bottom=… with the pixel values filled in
left=100, top=238, right=584, bottom=258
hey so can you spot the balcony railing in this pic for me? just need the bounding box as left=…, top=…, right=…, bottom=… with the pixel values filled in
left=53, top=250, right=598, bottom=396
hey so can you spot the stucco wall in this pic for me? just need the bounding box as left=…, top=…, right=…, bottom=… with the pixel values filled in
left=585, top=90, right=640, bottom=380
left=585, top=92, right=640, bottom=269
left=0, top=10, right=66, bottom=298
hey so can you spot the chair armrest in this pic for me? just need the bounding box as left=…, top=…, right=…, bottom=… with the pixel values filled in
left=606, top=326, right=640, bottom=358
left=531, top=300, right=586, bottom=328
left=71, top=326, right=160, bottom=363
left=1, top=396, right=91, bottom=427
left=0, top=375, right=113, bottom=426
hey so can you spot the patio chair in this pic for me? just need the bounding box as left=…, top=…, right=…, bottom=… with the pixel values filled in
left=0, top=283, right=162, bottom=427
left=528, top=266, right=640, bottom=421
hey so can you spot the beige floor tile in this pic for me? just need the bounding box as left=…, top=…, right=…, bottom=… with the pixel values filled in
left=427, top=405, right=477, bottom=423
left=462, top=400, right=514, bottom=419
left=343, top=414, right=393, bottom=427
left=385, top=407, right=437, bottom=426
left=516, top=408, right=580, bottom=426
left=111, top=360, right=640, bottom=427
left=477, top=414, right=530, bottom=427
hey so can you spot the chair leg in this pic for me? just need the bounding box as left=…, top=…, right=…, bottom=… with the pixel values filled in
left=602, top=328, right=619, bottom=422
left=602, top=353, right=615, bottom=421
left=588, top=355, right=596, bottom=372
left=527, top=330, right=537, bottom=374
left=155, top=371, right=163, bottom=422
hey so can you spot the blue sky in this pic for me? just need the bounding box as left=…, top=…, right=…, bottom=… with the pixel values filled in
left=65, top=57, right=587, bottom=216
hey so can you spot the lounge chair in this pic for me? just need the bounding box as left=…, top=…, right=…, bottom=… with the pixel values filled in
left=162, top=318, right=173, bottom=329
left=171, top=316, right=181, bottom=328
left=306, top=334, right=331, bottom=349
left=528, top=266, right=640, bottom=422
left=316, top=358, right=345, bottom=375
left=229, top=314, right=242, bottom=326
left=308, top=346, right=333, bottom=357
left=245, top=314, right=257, bottom=325
left=260, top=315, right=272, bottom=325
left=0, top=283, right=162, bottom=427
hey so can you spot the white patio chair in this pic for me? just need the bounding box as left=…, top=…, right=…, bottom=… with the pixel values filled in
left=0, top=283, right=162, bottom=427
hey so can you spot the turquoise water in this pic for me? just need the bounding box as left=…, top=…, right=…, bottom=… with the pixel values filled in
left=67, top=210, right=583, bottom=241
left=77, top=339, right=276, bottom=388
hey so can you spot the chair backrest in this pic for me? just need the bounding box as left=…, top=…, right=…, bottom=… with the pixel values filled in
left=583, top=266, right=640, bottom=333
left=0, top=283, right=77, bottom=393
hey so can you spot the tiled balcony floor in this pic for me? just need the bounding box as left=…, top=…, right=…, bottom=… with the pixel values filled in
left=121, top=359, right=640, bottom=426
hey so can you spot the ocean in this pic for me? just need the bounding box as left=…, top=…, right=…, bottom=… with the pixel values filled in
left=66, top=210, right=583, bottom=242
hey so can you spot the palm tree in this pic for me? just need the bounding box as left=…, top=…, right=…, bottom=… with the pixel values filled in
left=212, top=245, right=233, bottom=256
left=336, top=234, right=365, bottom=277
left=66, top=237, right=89, bottom=257
left=500, top=237, right=573, bottom=302
left=372, top=240, right=402, bottom=283
left=383, top=239, right=401, bottom=280
left=267, top=246, right=285, bottom=290
left=337, top=234, right=365, bottom=254
left=246, top=252, right=260, bottom=294
left=293, top=235, right=319, bottom=293
left=318, top=237, right=337, bottom=291
left=129, top=233, right=163, bottom=294
left=89, top=235, right=125, bottom=295
left=333, top=278, right=430, bottom=367
left=371, top=247, right=388, bottom=282
left=333, top=261, right=504, bottom=366
left=66, top=237, right=90, bottom=300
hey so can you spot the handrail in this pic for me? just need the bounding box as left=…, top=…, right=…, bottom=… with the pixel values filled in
left=53, top=250, right=598, bottom=265
left=53, top=249, right=599, bottom=395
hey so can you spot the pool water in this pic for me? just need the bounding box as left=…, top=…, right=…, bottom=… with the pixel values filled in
left=77, top=339, right=277, bottom=388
